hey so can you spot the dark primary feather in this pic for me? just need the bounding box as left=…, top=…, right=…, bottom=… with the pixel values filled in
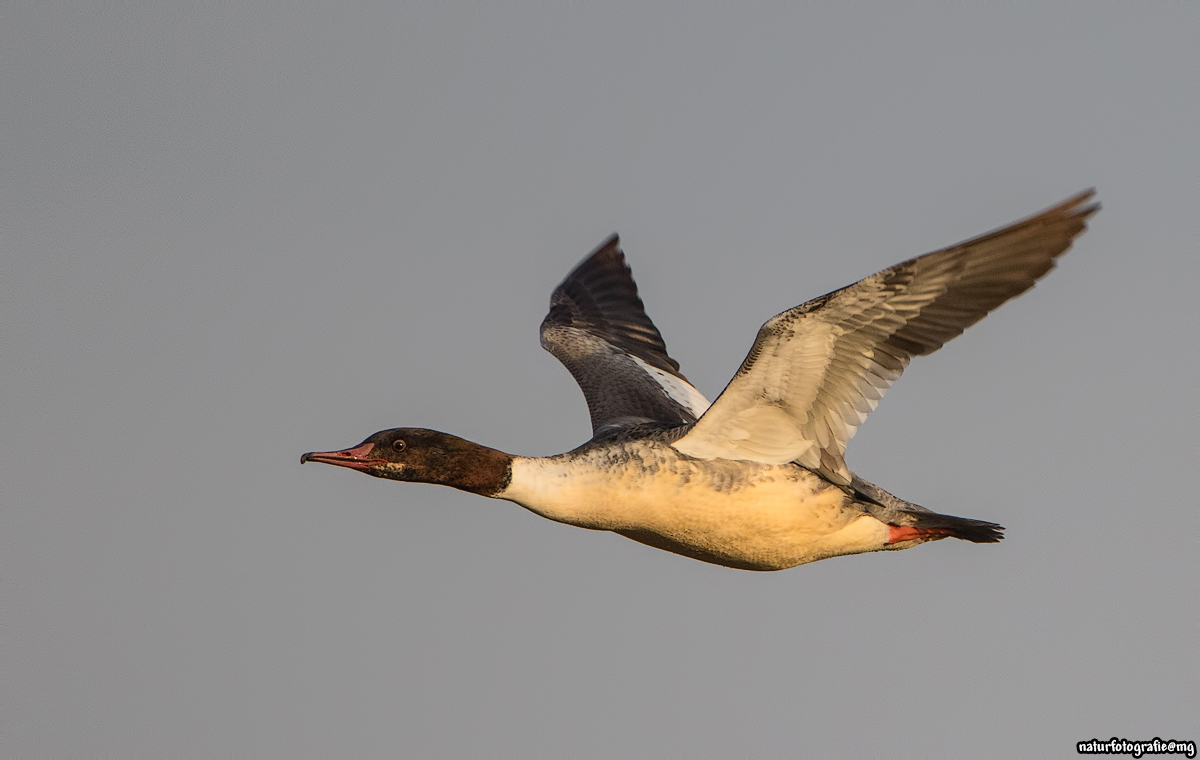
left=543, top=235, right=684, bottom=375
left=540, top=235, right=708, bottom=436
left=836, top=188, right=1100, bottom=359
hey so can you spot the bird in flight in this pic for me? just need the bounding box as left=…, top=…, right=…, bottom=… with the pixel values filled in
left=303, top=190, right=1097, bottom=570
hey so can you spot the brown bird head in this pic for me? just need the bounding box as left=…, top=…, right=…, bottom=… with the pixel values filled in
left=302, top=428, right=512, bottom=496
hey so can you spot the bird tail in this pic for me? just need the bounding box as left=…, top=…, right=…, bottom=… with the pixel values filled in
left=897, top=511, right=1004, bottom=543
left=850, top=475, right=1004, bottom=544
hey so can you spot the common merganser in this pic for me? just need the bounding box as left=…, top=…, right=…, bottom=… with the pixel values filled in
left=302, top=191, right=1097, bottom=571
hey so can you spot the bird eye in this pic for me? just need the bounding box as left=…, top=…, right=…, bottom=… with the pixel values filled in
left=391, top=439, right=407, bottom=452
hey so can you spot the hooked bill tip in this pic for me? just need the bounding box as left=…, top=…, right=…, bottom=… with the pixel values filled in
left=300, top=452, right=314, bottom=464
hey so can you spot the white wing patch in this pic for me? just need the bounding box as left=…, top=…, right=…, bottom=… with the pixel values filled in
left=671, top=191, right=1097, bottom=485
left=631, top=355, right=711, bottom=418
left=673, top=404, right=811, bottom=464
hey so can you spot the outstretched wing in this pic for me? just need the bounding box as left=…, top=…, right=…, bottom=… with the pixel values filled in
left=672, top=190, right=1098, bottom=485
left=540, top=235, right=710, bottom=436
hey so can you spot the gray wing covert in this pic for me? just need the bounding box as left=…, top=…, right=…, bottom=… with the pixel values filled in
left=540, top=235, right=710, bottom=437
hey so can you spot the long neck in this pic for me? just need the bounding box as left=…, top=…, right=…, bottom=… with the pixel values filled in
left=424, top=439, right=515, bottom=497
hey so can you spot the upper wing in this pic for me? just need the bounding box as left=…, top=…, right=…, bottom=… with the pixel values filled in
left=540, top=235, right=710, bottom=436
left=672, top=190, right=1099, bottom=485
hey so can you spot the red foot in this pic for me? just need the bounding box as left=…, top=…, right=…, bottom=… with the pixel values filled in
left=888, top=525, right=953, bottom=544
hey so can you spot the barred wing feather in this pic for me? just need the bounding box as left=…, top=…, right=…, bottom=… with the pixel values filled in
left=673, top=190, right=1098, bottom=484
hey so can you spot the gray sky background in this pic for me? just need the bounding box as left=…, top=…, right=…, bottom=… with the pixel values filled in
left=4, top=3, right=1197, bottom=757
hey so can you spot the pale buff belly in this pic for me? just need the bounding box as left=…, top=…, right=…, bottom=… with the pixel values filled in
left=502, top=455, right=890, bottom=571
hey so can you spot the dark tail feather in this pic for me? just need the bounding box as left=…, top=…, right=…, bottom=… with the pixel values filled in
left=907, top=511, right=1004, bottom=543
left=851, top=475, right=1004, bottom=543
